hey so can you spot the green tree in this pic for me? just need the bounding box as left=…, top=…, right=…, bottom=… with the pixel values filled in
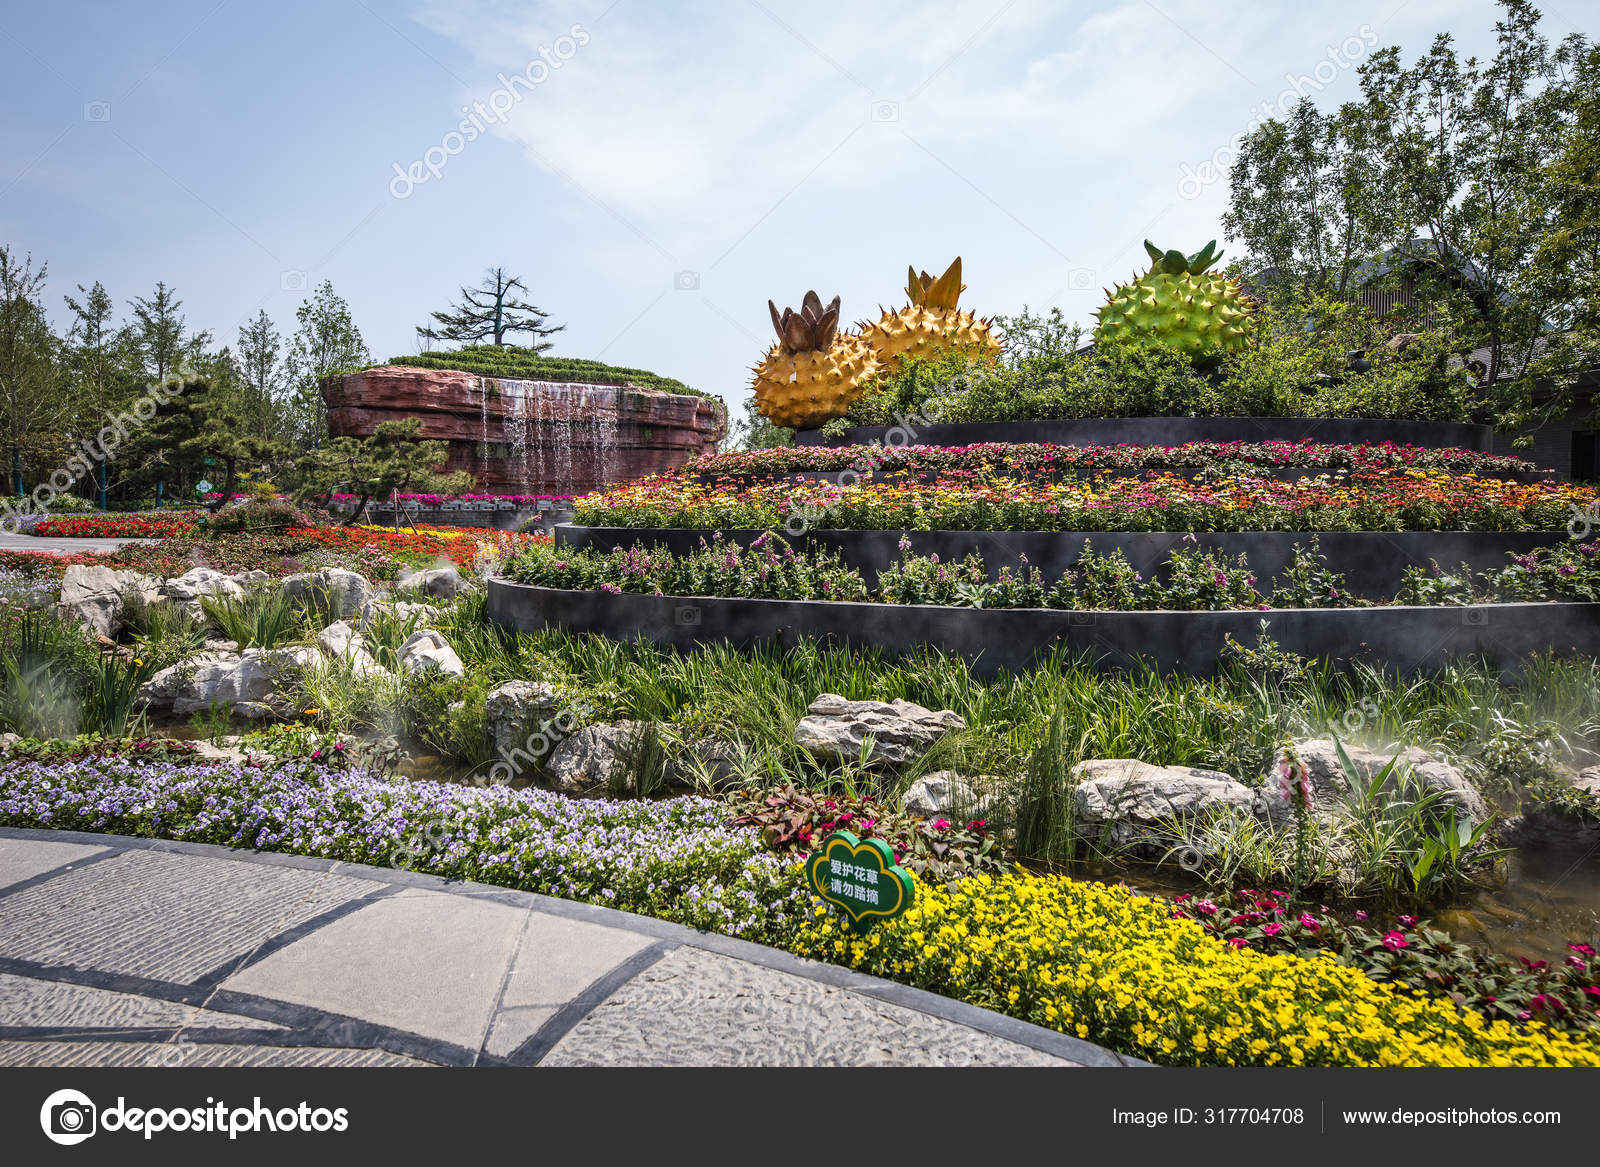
left=1223, top=0, right=1598, bottom=428
left=63, top=280, right=142, bottom=504
left=416, top=266, right=564, bottom=349
left=296, top=418, right=469, bottom=525
left=284, top=280, right=370, bottom=448
left=236, top=308, right=284, bottom=443
left=128, top=281, right=210, bottom=386
left=142, top=377, right=288, bottom=512
left=0, top=247, right=67, bottom=496
left=729, top=396, right=792, bottom=450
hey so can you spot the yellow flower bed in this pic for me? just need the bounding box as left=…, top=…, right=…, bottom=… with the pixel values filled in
left=790, top=872, right=1600, bottom=1066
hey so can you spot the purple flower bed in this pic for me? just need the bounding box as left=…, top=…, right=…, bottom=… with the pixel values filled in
left=0, top=758, right=803, bottom=938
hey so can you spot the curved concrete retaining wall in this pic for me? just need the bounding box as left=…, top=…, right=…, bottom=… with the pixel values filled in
left=795, top=417, right=1494, bottom=452
left=487, top=579, right=1600, bottom=678
left=554, top=525, right=1572, bottom=601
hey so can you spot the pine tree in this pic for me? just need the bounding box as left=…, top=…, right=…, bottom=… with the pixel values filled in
left=0, top=247, right=67, bottom=496
left=296, top=418, right=470, bottom=525
left=129, top=281, right=210, bottom=386
left=416, top=267, right=564, bottom=349
left=237, top=309, right=284, bottom=443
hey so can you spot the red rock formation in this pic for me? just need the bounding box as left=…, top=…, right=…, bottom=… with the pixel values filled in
left=324, top=366, right=726, bottom=494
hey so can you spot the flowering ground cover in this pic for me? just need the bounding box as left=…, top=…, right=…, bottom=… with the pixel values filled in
left=576, top=469, right=1598, bottom=534
left=687, top=441, right=1547, bottom=481
left=32, top=514, right=200, bottom=538
left=2, top=755, right=1595, bottom=1066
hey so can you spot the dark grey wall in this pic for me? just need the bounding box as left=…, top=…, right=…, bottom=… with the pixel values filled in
left=489, top=579, right=1600, bottom=679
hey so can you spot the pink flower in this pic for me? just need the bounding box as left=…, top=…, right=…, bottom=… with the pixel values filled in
left=1263, top=922, right=1283, bottom=936
left=931, top=818, right=951, bottom=830
left=1298, top=913, right=1321, bottom=932
left=1227, top=937, right=1249, bottom=949
left=1397, top=915, right=1418, bottom=928
left=1382, top=931, right=1407, bottom=950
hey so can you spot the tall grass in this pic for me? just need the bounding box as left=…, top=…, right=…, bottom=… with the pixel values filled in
left=201, top=587, right=307, bottom=653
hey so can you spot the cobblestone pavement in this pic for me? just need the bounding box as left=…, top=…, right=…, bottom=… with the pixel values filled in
left=0, top=534, right=152, bottom=555
left=0, top=829, right=1139, bottom=1068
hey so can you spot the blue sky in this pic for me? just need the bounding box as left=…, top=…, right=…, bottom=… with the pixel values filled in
left=0, top=0, right=1572, bottom=416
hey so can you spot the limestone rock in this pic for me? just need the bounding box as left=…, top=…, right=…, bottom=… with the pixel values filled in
left=485, top=680, right=563, bottom=760
left=398, top=566, right=468, bottom=600
left=901, top=771, right=1000, bottom=819
left=544, top=721, right=649, bottom=793
left=162, top=568, right=245, bottom=618
left=397, top=629, right=464, bottom=676
left=58, top=565, right=124, bottom=637
left=1265, top=739, right=1488, bottom=828
left=792, top=693, right=965, bottom=766
left=1071, top=759, right=1255, bottom=851
left=281, top=569, right=372, bottom=622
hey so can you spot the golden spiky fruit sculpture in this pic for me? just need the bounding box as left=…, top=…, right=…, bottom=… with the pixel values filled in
left=859, top=257, right=1002, bottom=370
left=1093, top=240, right=1256, bottom=366
left=751, top=291, right=881, bottom=429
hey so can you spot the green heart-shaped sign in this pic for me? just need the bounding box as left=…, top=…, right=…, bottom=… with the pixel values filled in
left=805, top=830, right=915, bottom=933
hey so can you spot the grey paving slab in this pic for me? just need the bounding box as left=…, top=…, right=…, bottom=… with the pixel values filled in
left=0, top=534, right=152, bottom=555
left=0, top=837, right=112, bottom=892
left=541, top=946, right=1076, bottom=1067
left=0, top=971, right=284, bottom=1031
left=482, top=912, right=660, bottom=1059
left=0, top=849, right=374, bottom=982
left=0, top=1040, right=430, bottom=1067
left=220, top=887, right=529, bottom=1052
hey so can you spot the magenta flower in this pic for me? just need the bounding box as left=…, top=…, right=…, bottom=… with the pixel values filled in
left=1382, top=931, right=1407, bottom=950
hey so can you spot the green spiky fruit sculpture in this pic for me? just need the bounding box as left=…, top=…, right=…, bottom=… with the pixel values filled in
left=860, top=257, right=1002, bottom=371
left=752, top=291, right=881, bottom=429
left=1093, top=240, right=1255, bottom=365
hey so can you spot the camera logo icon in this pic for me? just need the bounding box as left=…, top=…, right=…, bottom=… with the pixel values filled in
left=870, top=100, right=900, bottom=122
left=1068, top=267, right=1096, bottom=290
left=83, top=101, right=111, bottom=122
left=281, top=269, right=308, bottom=292
left=675, top=604, right=701, bottom=627
left=673, top=270, right=700, bottom=291
left=1462, top=607, right=1488, bottom=627
left=1069, top=611, right=1097, bottom=626
left=41, top=1088, right=97, bottom=1145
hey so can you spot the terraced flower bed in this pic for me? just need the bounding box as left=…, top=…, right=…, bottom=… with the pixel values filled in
left=576, top=469, right=1596, bottom=534
left=688, top=441, right=1549, bottom=483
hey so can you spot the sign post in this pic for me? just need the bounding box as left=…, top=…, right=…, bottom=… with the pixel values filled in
left=804, top=830, right=915, bottom=934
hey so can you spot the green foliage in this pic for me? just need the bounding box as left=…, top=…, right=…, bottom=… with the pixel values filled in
left=724, top=782, right=1007, bottom=882
left=202, top=497, right=318, bottom=536
left=296, top=417, right=470, bottom=523
left=839, top=298, right=1473, bottom=426
left=1224, top=0, right=1600, bottom=433
left=387, top=345, right=705, bottom=399
left=200, top=586, right=306, bottom=652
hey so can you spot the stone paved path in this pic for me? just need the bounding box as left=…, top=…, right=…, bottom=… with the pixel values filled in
left=0, top=829, right=1137, bottom=1068
left=0, top=533, right=152, bottom=555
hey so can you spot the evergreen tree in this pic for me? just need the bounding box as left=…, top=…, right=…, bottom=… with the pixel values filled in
left=416, top=267, right=564, bottom=349
left=236, top=308, right=284, bottom=443
left=284, top=280, right=370, bottom=448
left=128, top=281, right=210, bottom=386
left=296, top=418, right=470, bottom=525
